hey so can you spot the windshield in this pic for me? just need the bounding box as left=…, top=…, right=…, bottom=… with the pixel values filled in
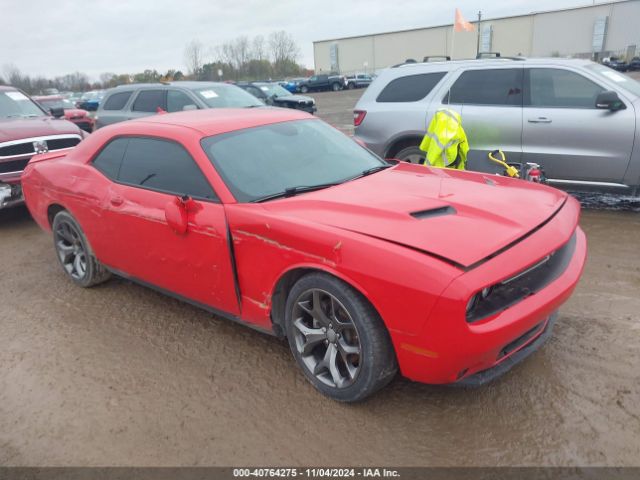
left=586, top=64, right=640, bottom=98
left=0, top=91, right=45, bottom=118
left=38, top=98, right=76, bottom=109
left=194, top=85, right=264, bottom=108
left=258, top=84, right=291, bottom=97
left=201, top=119, right=385, bottom=202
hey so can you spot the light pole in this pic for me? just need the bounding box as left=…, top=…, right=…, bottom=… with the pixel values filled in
left=476, top=11, right=482, bottom=55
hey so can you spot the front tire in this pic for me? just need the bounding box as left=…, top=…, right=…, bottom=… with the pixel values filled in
left=285, top=272, right=397, bottom=402
left=52, top=210, right=111, bottom=288
left=300, top=85, right=309, bottom=93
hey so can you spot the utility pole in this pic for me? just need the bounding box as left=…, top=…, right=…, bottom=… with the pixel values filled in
left=476, top=11, right=482, bottom=55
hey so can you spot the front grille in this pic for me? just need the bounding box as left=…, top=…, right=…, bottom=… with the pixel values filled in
left=47, top=138, right=81, bottom=150
left=0, top=158, right=30, bottom=174
left=0, top=143, right=34, bottom=158
left=467, top=232, right=577, bottom=323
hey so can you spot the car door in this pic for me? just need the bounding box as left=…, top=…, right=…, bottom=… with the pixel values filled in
left=443, top=66, right=524, bottom=173
left=128, top=89, right=167, bottom=120
left=90, top=135, right=240, bottom=315
left=97, top=91, right=134, bottom=128
left=522, top=67, right=635, bottom=183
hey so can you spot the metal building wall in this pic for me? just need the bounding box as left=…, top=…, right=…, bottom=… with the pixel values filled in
left=313, top=0, right=639, bottom=75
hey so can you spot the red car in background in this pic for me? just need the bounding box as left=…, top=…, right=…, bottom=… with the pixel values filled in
left=0, top=86, right=84, bottom=209
left=21, top=108, right=587, bottom=401
left=33, top=95, right=94, bottom=133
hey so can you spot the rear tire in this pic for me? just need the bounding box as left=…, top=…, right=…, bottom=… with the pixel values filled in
left=285, top=272, right=397, bottom=402
left=347, top=82, right=355, bottom=90
left=52, top=210, right=111, bottom=288
left=394, top=145, right=426, bottom=164
left=300, top=85, right=309, bottom=93
left=331, top=82, right=341, bottom=92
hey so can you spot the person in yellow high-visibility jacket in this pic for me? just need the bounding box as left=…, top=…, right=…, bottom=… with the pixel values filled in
left=419, top=109, right=469, bottom=170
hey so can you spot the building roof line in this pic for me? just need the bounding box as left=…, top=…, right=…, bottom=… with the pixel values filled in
left=312, top=0, right=634, bottom=44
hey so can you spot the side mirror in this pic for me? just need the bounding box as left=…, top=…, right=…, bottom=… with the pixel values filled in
left=595, top=91, right=626, bottom=111
left=50, top=107, right=65, bottom=118
left=164, top=196, right=189, bottom=234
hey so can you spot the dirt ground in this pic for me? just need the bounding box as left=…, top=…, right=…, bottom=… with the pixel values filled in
left=1, top=88, right=639, bottom=467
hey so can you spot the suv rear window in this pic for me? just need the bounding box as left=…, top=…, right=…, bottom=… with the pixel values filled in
left=102, top=92, right=132, bottom=111
left=376, top=72, right=446, bottom=102
left=448, top=69, right=523, bottom=106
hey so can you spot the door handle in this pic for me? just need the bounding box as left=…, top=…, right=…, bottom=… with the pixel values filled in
left=528, top=117, right=552, bottom=124
left=110, top=195, right=123, bottom=206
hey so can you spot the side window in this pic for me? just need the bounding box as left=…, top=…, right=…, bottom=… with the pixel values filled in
left=376, top=72, right=446, bottom=103
left=132, top=90, right=166, bottom=112
left=102, top=92, right=132, bottom=111
left=167, top=90, right=197, bottom=113
left=246, top=86, right=264, bottom=98
left=92, top=138, right=128, bottom=179
left=525, top=68, right=605, bottom=108
left=448, top=69, right=523, bottom=106
left=118, top=137, right=217, bottom=200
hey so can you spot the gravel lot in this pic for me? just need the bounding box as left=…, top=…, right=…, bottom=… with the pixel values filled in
left=1, top=87, right=639, bottom=467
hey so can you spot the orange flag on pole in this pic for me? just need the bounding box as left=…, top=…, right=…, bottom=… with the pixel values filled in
left=454, top=8, right=475, bottom=32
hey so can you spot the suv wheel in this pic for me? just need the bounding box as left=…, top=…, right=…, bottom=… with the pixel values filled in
left=331, top=82, right=341, bottom=92
left=347, top=82, right=355, bottom=90
left=300, top=85, right=309, bottom=93
left=394, top=146, right=426, bottom=164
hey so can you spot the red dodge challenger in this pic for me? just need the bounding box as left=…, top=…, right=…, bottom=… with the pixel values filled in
left=22, top=108, right=587, bottom=401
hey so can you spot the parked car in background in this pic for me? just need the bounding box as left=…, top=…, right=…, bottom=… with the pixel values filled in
left=22, top=108, right=586, bottom=401
left=298, top=74, right=347, bottom=93
left=237, top=82, right=316, bottom=113
left=33, top=95, right=94, bottom=132
left=41, top=88, right=60, bottom=96
left=603, top=57, right=628, bottom=72
left=281, top=78, right=306, bottom=93
left=68, top=92, right=84, bottom=106
left=0, top=86, right=83, bottom=209
left=94, top=81, right=263, bottom=129
left=346, top=73, right=374, bottom=89
left=626, top=57, right=640, bottom=71
left=354, top=57, right=640, bottom=194
left=77, top=90, right=105, bottom=111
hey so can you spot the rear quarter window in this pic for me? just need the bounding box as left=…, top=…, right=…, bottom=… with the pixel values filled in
left=376, top=72, right=446, bottom=102
left=102, top=92, right=133, bottom=111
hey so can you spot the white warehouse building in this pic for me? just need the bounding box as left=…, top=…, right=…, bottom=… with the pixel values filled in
left=313, top=0, right=640, bottom=75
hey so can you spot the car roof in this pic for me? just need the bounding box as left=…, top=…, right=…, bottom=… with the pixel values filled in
left=393, top=57, right=594, bottom=72
left=32, top=95, right=63, bottom=101
left=0, top=86, right=18, bottom=92
left=112, top=81, right=229, bottom=90
left=129, top=107, right=312, bottom=136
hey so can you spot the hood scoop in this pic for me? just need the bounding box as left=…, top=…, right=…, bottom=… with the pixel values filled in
left=410, top=206, right=456, bottom=220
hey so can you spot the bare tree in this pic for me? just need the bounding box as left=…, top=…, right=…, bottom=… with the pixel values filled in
left=184, top=39, right=204, bottom=77
left=252, top=35, right=267, bottom=62
left=268, top=31, right=300, bottom=65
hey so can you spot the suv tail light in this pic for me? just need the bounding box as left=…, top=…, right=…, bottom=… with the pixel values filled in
left=353, top=110, right=366, bottom=127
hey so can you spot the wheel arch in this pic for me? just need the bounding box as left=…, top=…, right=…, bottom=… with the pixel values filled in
left=384, top=134, right=424, bottom=159
left=47, top=203, right=67, bottom=227
left=269, top=264, right=375, bottom=338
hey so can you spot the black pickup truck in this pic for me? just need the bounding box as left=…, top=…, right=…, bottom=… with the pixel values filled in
left=298, top=74, right=347, bottom=93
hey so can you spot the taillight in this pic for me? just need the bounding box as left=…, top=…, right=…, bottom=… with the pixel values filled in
left=353, top=110, right=366, bottom=127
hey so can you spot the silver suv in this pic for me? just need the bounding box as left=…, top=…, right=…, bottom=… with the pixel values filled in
left=95, top=81, right=263, bottom=129
left=354, top=58, right=640, bottom=193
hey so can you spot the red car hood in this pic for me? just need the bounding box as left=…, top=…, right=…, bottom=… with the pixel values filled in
left=0, top=117, right=81, bottom=143
left=262, top=164, right=568, bottom=268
